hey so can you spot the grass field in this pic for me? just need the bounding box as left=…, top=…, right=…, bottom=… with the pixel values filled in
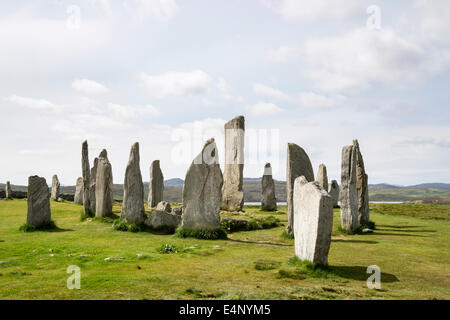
left=0, top=199, right=449, bottom=300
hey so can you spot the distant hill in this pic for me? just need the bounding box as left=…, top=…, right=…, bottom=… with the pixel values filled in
left=406, top=183, right=450, bottom=190
left=164, top=178, right=184, bottom=186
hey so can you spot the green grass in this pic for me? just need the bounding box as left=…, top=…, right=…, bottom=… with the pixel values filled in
left=371, top=203, right=450, bottom=221
left=0, top=199, right=449, bottom=300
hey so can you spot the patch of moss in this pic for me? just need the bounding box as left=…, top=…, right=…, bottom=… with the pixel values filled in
left=19, top=220, right=58, bottom=232
left=175, top=226, right=227, bottom=240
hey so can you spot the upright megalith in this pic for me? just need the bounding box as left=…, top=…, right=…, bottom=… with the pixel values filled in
left=222, top=116, right=245, bottom=211
left=27, top=176, right=51, bottom=228
left=182, top=138, right=223, bottom=231
left=261, top=163, right=277, bottom=211
left=340, top=145, right=359, bottom=232
left=74, top=177, right=84, bottom=204
left=82, top=140, right=91, bottom=215
left=148, top=160, right=164, bottom=208
left=328, top=180, right=340, bottom=208
left=121, top=142, right=145, bottom=224
left=89, top=158, right=99, bottom=213
left=5, top=181, right=12, bottom=199
left=286, top=143, right=315, bottom=234
left=317, top=164, right=328, bottom=192
left=353, top=140, right=370, bottom=225
left=293, top=176, right=333, bottom=266
left=95, top=149, right=114, bottom=218
left=51, top=175, right=60, bottom=200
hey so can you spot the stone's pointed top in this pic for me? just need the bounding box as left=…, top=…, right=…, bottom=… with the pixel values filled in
left=152, top=160, right=160, bottom=165
left=265, top=163, right=271, bottom=168
left=82, top=140, right=88, bottom=146
left=99, top=149, right=107, bottom=158
left=295, top=175, right=309, bottom=186
left=204, top=138, right=215, bottom=148
left=128, top=142, right=140, bottom=161
left=353, top=139, right=360, bottom=147
left=225, top=116, right=245, bottom=129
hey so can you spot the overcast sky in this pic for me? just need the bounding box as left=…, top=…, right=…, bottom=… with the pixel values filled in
left=1, top=0, right=449, bottom=186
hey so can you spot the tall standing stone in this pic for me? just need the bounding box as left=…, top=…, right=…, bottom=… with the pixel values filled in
left=148, top=160, right=164, bottom=208
left=353, top=139, right=370, bottom=226
left=261, top=163, right=277, bottom=211
left=294, top=176, right=333, bottom=266
left=89, top=158, right=99, bottom=213
left=182, top=138, right=223, bottom=231
left=328, top=180, right=340, bottom=208
left=82, top=140, right=91, bottom=215
left=222, top=116, right=245, bottom=211
left=74, top=177, right=84, bottom=204
left=317, top=164, right=329, bottom=192
left=121, top=142, right=145, bottom=224
left=340, top=145, right=359, bottom=231
left=51, top=175, right=60, bottom=200
left=96, top=149, right=114, bottom=218
left=286, top=143, right=315, bottom=234
left=5, top=181, right=12, bottom=199
left=27, top=176, right=51, bottom=228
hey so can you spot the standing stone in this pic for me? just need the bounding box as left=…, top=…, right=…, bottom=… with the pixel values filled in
left=328, top=180, right=340, bottom=208
left=95, top=149, right=114, bottom=218
left=222, top=116, right=245, bottom=211
left=317, top=164, right=329, bottom=192
left=261, top=163, right=277, bottom=211
left=121, top=142, right=145, bottom=224
left=89, top=158, right=99, bottom=213
left=27, top=176, right=51, bottom=228
left=286, top=143, right=315, bottom=234
left=293, top=176, right=333, bottom=266
left=353, top=140, right=370, bottom=226
left=51, top=175, right=60, bottom=200
left=340, top=145, right=359, bottom=231
left=82, top=140, right=91, bottom=215
left=74, top=177, right=84, bottom=204
left=148, top=160, right=164, bottom=208
left=5, top=181, right=12, bottom=199
left=182, top=138, right=223, bottom=231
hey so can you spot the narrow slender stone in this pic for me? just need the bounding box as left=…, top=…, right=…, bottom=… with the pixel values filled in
left=261, top=163, right=277, bottom=211
left=328, top=180, right=340, bottom=208
left=51, top=175, right=60, bottom=200
left=353, top=139, right=370, bottom=225
left=121, top=142, right=145, bottom=224
left=340, top=145, right=359, bottom=231
left=74, top=177, right=84, bottom=204
left=5, top=181, right=12, bottom=199
left=222, top=116, right=245, bottom=211
left=182, top=138, right=223, bottom=230
left=286, top=143, right=315, bottom=234
left=82, top=140, right=91, bottom=215
left=148, top=160, right=164, bottom=208
left=27, top=176, right=51, bottom=227
left=317, top=164, right=328, bottom=192
left=95, top=150, right=114, bottom=218
left=89, top=158, right=99, bottom=213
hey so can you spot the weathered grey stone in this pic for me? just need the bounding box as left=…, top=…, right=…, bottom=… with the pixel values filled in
left=82, top=140, right=91, bottom=215
left=339, top=145, right=359, bottom=231
left=182, top=138, right=223, bottom=230
left=261, top=163, right=277, bottom=211
left=121, top=142, right=145, bottom=224
left=317, top=164, right=328, bottom=192
left=148, top=160, right=164, bottom=208
left=173, top=206, right=183, bottom=216
left=156, top=201, right=172, bottom=213
left=353, top=140, right=370, bottom=226
left=89, top=158, right=99, bottom=213
left=5, top=181, right=12, bottom=199
left=222, top=116, right=245, bottom=211
left=27, top=176, right=51, bottom=228
left=51, top=175, right=60, bottom=200
left=328, top=180, right=340, bottom=208
left=95, top=150, right=114, bottom=218
left=74, top=177, right=84, bottom=204
left=293, top=176, right=333, bottom=266
left=144, top=210, right=181, bottom=230
left=286, top=143, right=315, bottom=234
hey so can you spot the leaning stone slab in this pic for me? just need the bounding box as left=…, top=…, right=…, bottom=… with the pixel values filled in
left=121, top=143, right=145, bottom=224
left=95, top=150, right=114, bottom=218
left=144, top=210, right=181, bottom=230
left=182, top=138, right=223, bottom=231
left=156, top=201, right=172, bottom=213
left=293, top=176, right=333, bottom=266
left=317, top=164, right=328, bottom=192
left=353, top=139, right=370, bottom=225
left=51, top=175, right=60, bottom=200
left=328, top=180, right=340, bottom=208
left=5, top=181, right=12, bottom=199
left=261, top=163, right=277, bottom=211
left=27, top=176, right=51, bottom=228
left=74, top=177, right=84, bottom=204
left=340, top=145, right=359, bottom=232
left=222, top=116, right=245, bottom=211
left=286, top=143, right=315, bottom=234
left=148, top=160, right=164, bottom=208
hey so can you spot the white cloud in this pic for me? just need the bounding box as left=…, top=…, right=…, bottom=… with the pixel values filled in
left=298, top=92, right=336, bottom=109
left=124, top=0, right=179, bottom=22
left=262, top=0, right=361, bottom=21
left=6, top=95, right=60, bottom=111
left=72, top=79, right=109, bottom=94
left=253, top=83, right=292, bottom=101
left=140, top=70, right=212, bottom=98
left=246, top=102, right=283, bottom=116
left=107, top=103, right=161, bottom=119
left=217, top=78, right=244, bottom=103
left=267, top=45, right=300, bottom=62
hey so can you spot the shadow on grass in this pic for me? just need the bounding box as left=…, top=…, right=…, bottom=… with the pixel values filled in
left=377, top=228, right=436, bottom=233
left=332, top=239, right=378, bottom=244
left=228, top=239, right=293, bottom=247
left=38, top=227, right=74, bottom=233
left=377, top=225, right=425, bottom=229
left=376, top=232, right=428, bottom=237
left=328, top=265, right=399, bottom=283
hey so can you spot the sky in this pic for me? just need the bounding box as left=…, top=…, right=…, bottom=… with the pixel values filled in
left=0, top=0, right=449, bottom=186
